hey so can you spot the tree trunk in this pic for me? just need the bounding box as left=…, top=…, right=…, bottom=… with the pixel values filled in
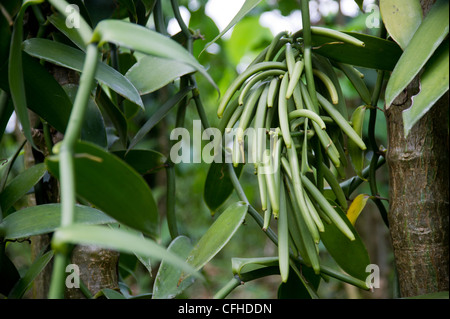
left=384, top=0, right=449, bottom=297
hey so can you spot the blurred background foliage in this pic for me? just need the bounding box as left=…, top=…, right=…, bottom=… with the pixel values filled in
left=1, top=0, right=394, bottom=299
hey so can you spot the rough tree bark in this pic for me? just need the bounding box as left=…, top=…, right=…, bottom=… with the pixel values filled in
left=384, top=0, right=449, bottom=297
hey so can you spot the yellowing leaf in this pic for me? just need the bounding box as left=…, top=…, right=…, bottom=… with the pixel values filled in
left=347, top=194, right=370, bottom=226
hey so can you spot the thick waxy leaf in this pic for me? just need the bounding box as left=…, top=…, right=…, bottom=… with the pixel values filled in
left=22, top=38, right=144, bottom=108
left=0, top=203, right=115, bottom=240
left=201, top=0, right=263, bottom=55
left=52, top=224, right=201, bottom=279
left=311, top=32, right=402, bottom=71
left=152, top=236, right=195, bottom=299
left=22, top=54, right=73, bottom=133
left=113, top=149, right=166, bottom=175
left=380, top=0, right=422, bottom=50
left=91, top=20, right=218, bottom=93
left=204, top=162, right=244, bottom=214
left=47, top=13, right=86, bottom=51
left=346, top=194, right=370, bottom=226
left=402, top=40, right=449, bottom=137
left=320, top=200, right=370, bottom=281
left=46, top=141, right=159, bottom=238
left=278, top=266, right=321, bottom=299
left=185, top=201, right=248, bottom=273
left=126, top=56, right=196, bottom=95
left=8, top=1, right=44, bottom=149
left=8, top=250, right=54, bottom=299
left=0, top=163, right=47, bottom=212
left=385, top=0, right=449, bottom=107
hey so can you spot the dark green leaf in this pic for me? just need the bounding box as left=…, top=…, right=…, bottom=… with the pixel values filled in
left=204, top=162, right=244, bottom=214
left=22, top=38, right=144, bottom=108
left=113, top=149, right=166, bottom=175
left=8, top=250, right=54, bottom=299
left=0, top=245, right=20, bottom=296
left=320, top=200, right=370, bottom=281
left=1, top=203, right=115, bottom=240
left=311, top=32, right=402, bottom=71
left=45, top=141, right=159, bottom=238
left=22, top=53, right=73, bottom=134
left=277, top=266, right=321, bottom=299
left=153, top=236, right=195, bottom=299
left=0, top=163, right=47, bottom=212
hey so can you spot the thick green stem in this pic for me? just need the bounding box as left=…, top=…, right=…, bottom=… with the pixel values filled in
left=48, top=43, right=99, bottom=299
left=213, top=276, right=242, bottom=299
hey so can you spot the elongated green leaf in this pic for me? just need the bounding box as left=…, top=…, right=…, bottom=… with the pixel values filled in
left=8, top=250, right=54, bottom=299
left=1, top=203, right=115, bottom=240
left=63, top=84, right=107, bottom=148
left=0, top=163, right=46, bottom=212
left=153, top=236, right=195, bottom=299
left=91, top=20, right=218, bottom=93
left=96, top=288, right=126, bottom=299
left=8, top=1, right=44, bottom=149
left=22, top=53, right=73, bottom=134
left=278, top=265, right=321, bottom=299
left=113, top=149, right=166, bottom=175
left=127, top=86, right=193, bottom=151
left=203, top=162, right=244, bottom=214
left=185, top=201, right=248, bottom=273
left=311, top=32, right=402, bottom=71
left=126, top=56, right=196, bottom=95
left=0, top=140, right=26, bottom=192
left=320, top=200, right=370, bottom=281
left=201, top=0, right=263, bottom=56
left=380, top=0, right=422, bottom=50
left=22, top=38, right=144, bottom=108
left=45, top=141, right=159, bottom=238
left=95, top=87, right=128, bottom=148
left=385, top=0, right=449, bottom=107
left=52, top=224, right=202, bottom=279
left=47, top=14, right=86, bottom=51
left=402, top=40, right=449, bottom=137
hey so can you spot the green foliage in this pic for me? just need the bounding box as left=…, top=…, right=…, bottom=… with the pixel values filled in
left=0, top=0, right=446, bottom=300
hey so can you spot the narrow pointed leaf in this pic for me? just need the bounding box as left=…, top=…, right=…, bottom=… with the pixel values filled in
left=128, top=86, right=192, bottom=151
left=45, top=141, right=159, bottom=238
left=204, top=162, right=244, bottom=214
left=201, top=0, right=263, bottom=56
left=402, top=40, right=449, bottom=136
left=385, top=0, right=449, bottom=107
left=91, top=20, right=218, bottom=93
left=47, top=13, right=86, bottom=51
left=311, top=32, right=402, bottom=71
left=1, top=203, right=115, bottom=240
left=8, top=1, right=44, bottom=149
left=320, top=200, right=370, bottom=281
left=0, top=163, right=47, bottom=212
left=153, top=236, right=195, bottom=299
left=185, top=201, right=248, bottom=273
left=8, top=250, right=54, bottom=299
left=125, top=55, right=196, bottom=95
left=22, top=38, right=144, bottom=108
left=380, top=0, right=422, bottom=50
left=52, top=224, right=202, bottom=279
